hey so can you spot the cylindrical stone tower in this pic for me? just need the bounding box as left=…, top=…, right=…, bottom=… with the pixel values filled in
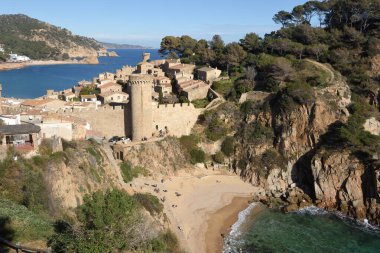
left=143, top=52, right=150, bottom=62
left=129, top=75, right=153, bottom=142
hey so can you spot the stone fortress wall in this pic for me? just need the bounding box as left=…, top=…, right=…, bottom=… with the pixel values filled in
left=59, top=101, right=201, bottom=140
left=61, top=106, right=126, bottom=138
left=152, top=103, right=201, bottom=137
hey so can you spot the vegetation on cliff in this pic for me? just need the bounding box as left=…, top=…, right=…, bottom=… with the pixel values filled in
left=160, top=0, right=380, bottom=225
left=0, top=14, right=103, bottom=60
left=0, top=141, right=182, bottom=251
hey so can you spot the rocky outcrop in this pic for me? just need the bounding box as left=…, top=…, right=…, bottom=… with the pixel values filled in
left=79, top=56, right=99, bottom=65
left=364, top=117, right=380, bottom=135
left=108, top=51, right=119, bottom=57
left=311, top=149, right=380, bottom=225
left=120, top=137, right=190, bottom=175
left=234, top=62, right=380, bottom=226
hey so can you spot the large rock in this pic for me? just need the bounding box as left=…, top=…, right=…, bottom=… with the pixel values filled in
left=311, top=149, right=380, bottom=224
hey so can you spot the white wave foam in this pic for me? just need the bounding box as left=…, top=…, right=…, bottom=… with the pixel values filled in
left=222, top=203, right=258, bottom=253
left=297, top=205, right=380, bottom=233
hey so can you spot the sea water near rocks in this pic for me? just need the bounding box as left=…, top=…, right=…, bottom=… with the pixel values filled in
left=0, top=49, right=160, bottom=98
left=223, top=204, right=380, bottom=253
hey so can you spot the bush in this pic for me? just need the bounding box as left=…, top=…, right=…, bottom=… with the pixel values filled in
left=212, top=79, right=233, bottom=98
left=221, top=137, right=234, bottom=156
left=205, top=117, right=227, bottom=141
left=49, top=189, right=145, bottom=252
left=149, top=230, right=182, bottom=253
left=190, top=148, right=205, bottom=164
left=120, top=162, right=149, bottom=183
left=192, top=98, right=210, bottom=108
left=213, top=151, right=225, bottom=164
left=134, top=193, right=164, bottom=215
left=179, top=134, right=199, bottom=152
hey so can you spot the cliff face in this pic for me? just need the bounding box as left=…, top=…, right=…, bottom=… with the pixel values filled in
left=236, top=62, right=380, bottom=225
left=120, top=137, right=190, bottom=175
left=310, top=149, right=380, bottom=225
left=43, top=143, right=123, bottom=213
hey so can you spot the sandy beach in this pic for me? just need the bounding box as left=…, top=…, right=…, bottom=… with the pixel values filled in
left=130, top=169, right=257, bottom=253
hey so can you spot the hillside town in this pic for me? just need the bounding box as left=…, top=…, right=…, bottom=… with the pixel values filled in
left=0, top=52, right=222, bottom=159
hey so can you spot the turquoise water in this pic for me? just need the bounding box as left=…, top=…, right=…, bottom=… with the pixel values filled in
left=224, top=205, right=380, bottom=253
left=0, top=49, right=160, bottom=98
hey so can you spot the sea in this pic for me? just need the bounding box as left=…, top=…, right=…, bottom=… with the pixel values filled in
left=223, top=204, right=380, bottom=253
left=0, top=49, right=161, bottom=98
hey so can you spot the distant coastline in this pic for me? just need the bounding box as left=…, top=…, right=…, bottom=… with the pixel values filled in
left=0, top=59, right=99, bottom=72
left=101, top=42, right=153, bottom=50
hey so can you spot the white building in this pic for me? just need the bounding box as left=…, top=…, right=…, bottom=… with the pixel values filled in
left=0, top=114, right=21, bottom=125
left=8, top=53, right=30, bottom=62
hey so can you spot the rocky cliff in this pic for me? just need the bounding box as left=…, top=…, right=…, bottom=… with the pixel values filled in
left=232, top=62, right=380, bottom=226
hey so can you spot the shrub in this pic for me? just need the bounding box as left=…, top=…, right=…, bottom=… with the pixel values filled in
left=134, top=193, right=164, bottom=215
left=205, top=117, right=227, bottom=141
left=120, top=162, right=149, bottom=183
left=149, top=230, right=182, bottom=253
left=179, top=134, right=199, bottom=152
left=49, top=190, right=146, bottom=252
left=213, top=151, right=225, bottom=164
left=190, top=148, right=205, bottom=164
left=250, top=123, right=274, bottom=141
left=212, top=79, right=233, bottom=98
left=221, top=137, right=234, bottom=156
left=192, top=98, right=210, bottom=108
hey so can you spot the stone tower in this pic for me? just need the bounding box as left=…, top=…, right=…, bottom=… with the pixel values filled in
left=143, top=52, right=150, bottom=62
left=129, top=74, right=153, bottom=141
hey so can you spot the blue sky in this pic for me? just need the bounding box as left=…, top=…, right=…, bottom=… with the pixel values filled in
left=0, top=0, right=307, bottom=47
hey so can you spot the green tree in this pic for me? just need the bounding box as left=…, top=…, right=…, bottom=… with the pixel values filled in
left=224, top=42, right=247, bottom=68
left=159, top=36, right=180, bottom=57
left=273, top=10, right=294, bottom=27
left=210, top=35, right=225, bottom=55
left=240, top=33, right=262, bottom=53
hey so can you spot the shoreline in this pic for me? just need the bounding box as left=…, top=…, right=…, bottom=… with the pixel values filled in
left=205, top=196, right=252, bottom=253
left=0, top=59, right=98, bottom=72
left=130, top=170, right=256, bottom=253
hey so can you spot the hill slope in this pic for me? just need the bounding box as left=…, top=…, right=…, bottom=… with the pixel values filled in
left=0, top=14, right=104, bottom=60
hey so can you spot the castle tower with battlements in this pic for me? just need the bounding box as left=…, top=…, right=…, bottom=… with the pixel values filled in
left=129, top=74, right=153, bottom=141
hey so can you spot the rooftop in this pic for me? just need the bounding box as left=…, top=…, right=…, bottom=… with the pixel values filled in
left=98, top=82, right=120, bottom=89
left=81, top=94, right=97, bottom=99
left=0, top=124, right=41, bottom=135
left=98, top=90, right=129, bottom=98
left=198, top=66, right=217, bottom=72
left=21, top=98, right=54, bottom=107
left=169, top=63, right=196, bottom=70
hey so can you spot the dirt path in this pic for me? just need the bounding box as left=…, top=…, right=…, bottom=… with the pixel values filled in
left=305, top=59, right=335, bottom=84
